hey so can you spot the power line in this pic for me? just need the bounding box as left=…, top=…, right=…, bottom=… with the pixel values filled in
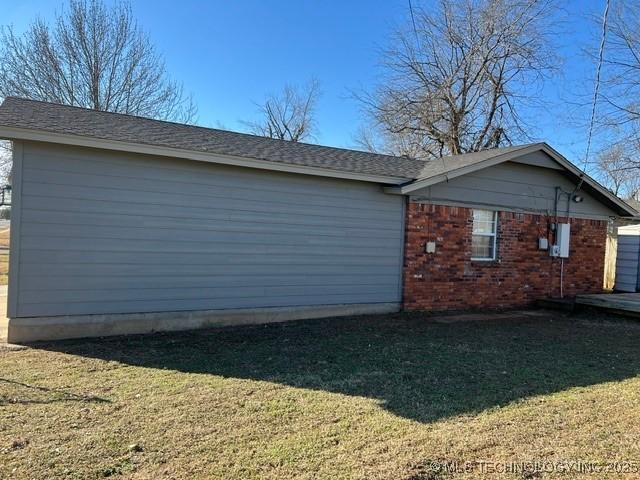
left=408, top=0, right=420, bottom=44
left=577, top=0, right=611, bottom=189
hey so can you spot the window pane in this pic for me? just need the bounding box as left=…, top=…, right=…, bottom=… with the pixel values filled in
left=472, top=235, right=494, bottom=259
left=473, top=221, right=494, bottom=234
left=473, top=209, right=494, bottom=223
left=472, top=210, right=496, bottom=234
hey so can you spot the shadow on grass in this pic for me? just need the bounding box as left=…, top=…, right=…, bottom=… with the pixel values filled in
left=34, top=312, right=640, bottom=423
left=0, top=378, right=110, bottom=405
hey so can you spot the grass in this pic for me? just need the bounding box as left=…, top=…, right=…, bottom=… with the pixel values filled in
left=1, top=311, right=640, bottom=479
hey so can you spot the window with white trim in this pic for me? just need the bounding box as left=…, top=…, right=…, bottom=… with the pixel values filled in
left=471, top=210, right=497, bottom=260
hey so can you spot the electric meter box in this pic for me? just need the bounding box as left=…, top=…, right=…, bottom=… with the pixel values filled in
left=551, top=223, right=570, bottom=258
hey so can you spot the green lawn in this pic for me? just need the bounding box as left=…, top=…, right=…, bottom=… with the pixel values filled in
left=1, top=311, right=640, bottom=479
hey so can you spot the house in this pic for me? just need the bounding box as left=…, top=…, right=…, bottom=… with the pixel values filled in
left=0, top=97, right=636, bottom=342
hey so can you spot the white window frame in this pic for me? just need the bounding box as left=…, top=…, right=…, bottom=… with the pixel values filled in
left=471, top=210, right=498, bottom=261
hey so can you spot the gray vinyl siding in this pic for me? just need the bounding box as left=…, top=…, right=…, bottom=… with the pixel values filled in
left=510, top=150, right=564, bottom=170
left=410, top=158, right=618, bottom=219
left=615, top=233, right=640, bottom=292
left=12, top=141, right=405, bottom=317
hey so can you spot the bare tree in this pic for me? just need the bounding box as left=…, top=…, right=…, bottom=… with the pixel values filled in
left=597, top=0, right=640, bottom=168
left=244, top=80, right=320, bottom=142
left=0, top=0, right=196, bottom=123
left=357, top=0, right=557, bottom=159
left=0, top=142, right=10, bottom=183
left=597, top=144, right=640, bottom=197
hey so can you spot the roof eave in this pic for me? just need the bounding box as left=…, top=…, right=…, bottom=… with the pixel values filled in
left=0, top=125, right=411, bottom=186
left=539, top=143, right=638, bottom=217
left=384, top=143, right=543, bottom=195
left=385, top=142, right=638, bottom=218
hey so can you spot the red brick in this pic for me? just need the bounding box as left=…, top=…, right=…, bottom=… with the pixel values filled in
left=402, top=203, right=607, bottom=311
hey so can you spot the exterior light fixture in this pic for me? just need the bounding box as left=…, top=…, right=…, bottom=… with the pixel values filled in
left=572, top=194, right=584, bottom=203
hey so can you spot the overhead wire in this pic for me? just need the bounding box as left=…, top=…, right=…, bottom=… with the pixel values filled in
left=576, top=0, right=611, bottom=192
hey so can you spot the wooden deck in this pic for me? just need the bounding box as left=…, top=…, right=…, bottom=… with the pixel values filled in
left=575, top=292, right=640, bottom=315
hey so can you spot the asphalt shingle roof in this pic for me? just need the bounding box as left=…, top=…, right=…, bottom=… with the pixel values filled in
left=0, top=97, right=636, bottom=216
left=414, top=144, right=538, bottom=180
left=0, top=97, right=429, bottom=180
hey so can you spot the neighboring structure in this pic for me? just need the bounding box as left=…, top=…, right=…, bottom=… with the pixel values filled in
left=615, top=224, right=640, bottom=292
left=0, top=97, right=636, bottom=342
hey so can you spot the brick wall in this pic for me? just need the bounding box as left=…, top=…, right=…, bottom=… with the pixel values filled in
left=403, top=202, right=608, bottom=311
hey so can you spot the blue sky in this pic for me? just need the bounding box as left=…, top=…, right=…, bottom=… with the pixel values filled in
left=2, top=0, right=608, bottom=169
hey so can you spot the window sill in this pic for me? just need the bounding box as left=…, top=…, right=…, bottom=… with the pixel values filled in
left=471, top=258, right=500, bottom=263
